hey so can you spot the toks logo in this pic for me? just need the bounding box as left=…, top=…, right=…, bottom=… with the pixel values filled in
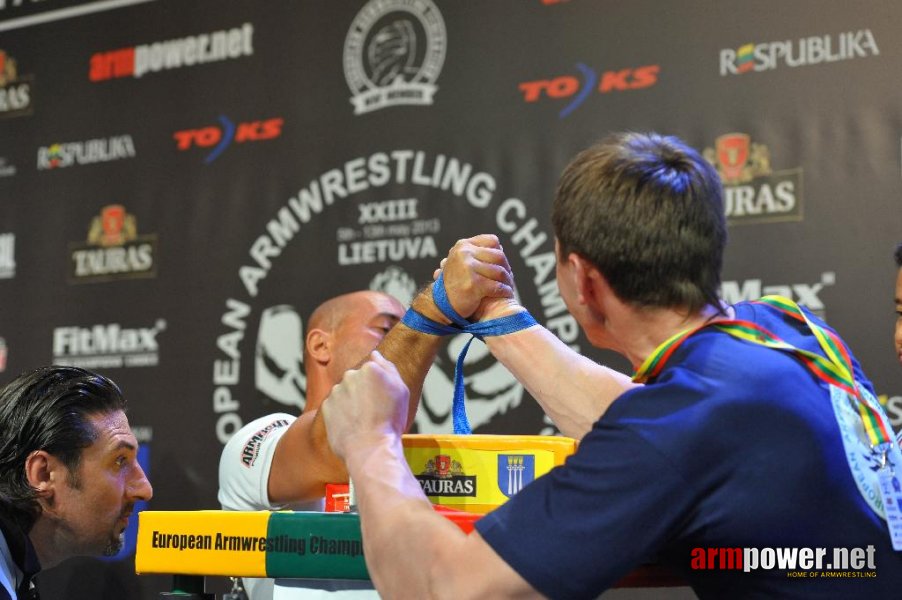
left=90, top=22, right=254, bottom=81
left=519, top=63, right=659, bottom=118
left=519, top=63, right=661, bottom=119
left=173, top=116, right=283, bottom=164
left=0, top=49, right=33, bottom=118
left=69, top=204, right=158, bottom=283
left=703, top=133, right=803, bottom=225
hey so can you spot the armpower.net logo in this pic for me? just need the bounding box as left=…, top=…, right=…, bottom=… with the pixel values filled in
left=692, top=546, right=878, bottom=579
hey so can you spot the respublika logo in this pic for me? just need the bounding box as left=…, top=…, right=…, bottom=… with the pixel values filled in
left=52, top=319, right=166, bottom=369
left=0, top=232, right=15, bottom=279
left=720, top=30, right=879, bottom=76
left=416, top=455, right=476, bottom=497
left=344, top=0, right=446, bottom=115
left=721, top=272, right=835, bottom=319
left=69, top=204, right=158, bottom=283
left=89, top=22, right=253, bottom=82
left=37, top=134, right=135, bottom=170
left=703, top=133, right=803, bottom=225
left=173, top=115, right=284, bottom=164
left=519, top=63, right=660, bottom=118
left=0, top=49, right=32, bottom=118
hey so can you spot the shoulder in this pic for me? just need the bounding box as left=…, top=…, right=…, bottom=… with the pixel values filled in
left=220, top=413, right=296, bottom=465
left=218, top=413, right=296, bottom=510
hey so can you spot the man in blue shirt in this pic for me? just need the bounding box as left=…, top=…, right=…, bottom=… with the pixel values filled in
left=323, top=132, right=902, bottom=598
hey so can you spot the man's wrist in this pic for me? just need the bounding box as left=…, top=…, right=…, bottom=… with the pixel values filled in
left=343, top=431, right=403, bottom=473
left=411, top=287, right=451, bottom=325
left=477, top=299, right=527, bottom=322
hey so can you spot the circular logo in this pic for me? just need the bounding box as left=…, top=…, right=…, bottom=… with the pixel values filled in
left=344, top=0, right=446, bottom=114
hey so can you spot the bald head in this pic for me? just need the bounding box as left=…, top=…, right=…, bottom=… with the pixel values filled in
left=303, top=291, right=405, bottom=411
left=308, top=291, right=381, bottom=339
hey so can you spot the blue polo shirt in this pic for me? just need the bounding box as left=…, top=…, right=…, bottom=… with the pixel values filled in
left=476, top=301, right=902, bottom=599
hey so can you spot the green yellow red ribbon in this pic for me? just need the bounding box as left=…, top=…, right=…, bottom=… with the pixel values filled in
left=632, top=295, right=893, bottom=448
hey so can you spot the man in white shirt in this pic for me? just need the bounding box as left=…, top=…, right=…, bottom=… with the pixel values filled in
left=218, top=291, right=410, bottom=599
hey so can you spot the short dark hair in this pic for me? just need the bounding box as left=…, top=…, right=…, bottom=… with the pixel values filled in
left=895, top=243, right=902, bottom=268
left=0, top=366, right=126, bottom=530
left=552, top=132, right=727, bottom=314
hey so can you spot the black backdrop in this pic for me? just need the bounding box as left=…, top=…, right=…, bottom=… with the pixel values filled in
left=1, top=1, right=901, bottom=598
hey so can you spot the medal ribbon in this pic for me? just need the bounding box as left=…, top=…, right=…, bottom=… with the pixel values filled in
left=632, top=295, right=893, bottom=448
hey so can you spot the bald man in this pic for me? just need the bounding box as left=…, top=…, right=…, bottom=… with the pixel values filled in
left=218, top=291, right=407, bottom=599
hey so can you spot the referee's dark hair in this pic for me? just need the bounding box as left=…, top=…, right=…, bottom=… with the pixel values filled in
left=0, top=366, right=126, bottom=530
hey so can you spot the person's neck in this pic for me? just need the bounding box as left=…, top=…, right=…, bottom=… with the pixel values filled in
left=611, top=302, right=732, bottom=369
left=303, top=373, right=331, bottom=414
left=26, top=518, right=65, bottom=569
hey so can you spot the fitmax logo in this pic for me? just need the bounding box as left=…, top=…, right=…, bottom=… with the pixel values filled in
left=173, top=115, right=283, bottom=164
left=53, top=321, right=166, bottom=357
left=519, top=63, right=659, bottom=118
left=721, top=272, right=835, bottom=315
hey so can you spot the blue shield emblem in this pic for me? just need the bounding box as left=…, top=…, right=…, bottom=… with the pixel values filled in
left=497, top=454, right=535, bottom=498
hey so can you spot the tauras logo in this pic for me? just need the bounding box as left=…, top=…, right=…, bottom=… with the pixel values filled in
left=721, top=272, right=835, bottom=316
left=417, top=476, right=476, bottom=496
left=703, top=133, right=802, bottom=225
left=37, top=135, right=135, bottom=170
left=53, top=319, right=166, bottom=369
left=0, top=49, right=33, bottom=119
left=69, top=204, right=157, bottom=283
left=416, top=455, right=476, bottom=497
left=720, top=30, right=879, bottom=76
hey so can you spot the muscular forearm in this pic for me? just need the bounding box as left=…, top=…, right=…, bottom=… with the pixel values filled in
left=268, top=411, right=350, bottom=504
left=346, top=435, right=535, bottom=600
left=347, top=435, right=464, bottom=599
left=377, top=291, right=446, bottom=429
left=486, top=325, right=637, bottom=439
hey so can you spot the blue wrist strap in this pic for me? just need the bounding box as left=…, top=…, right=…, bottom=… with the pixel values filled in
left=403, top=272, right=538, bottom=434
